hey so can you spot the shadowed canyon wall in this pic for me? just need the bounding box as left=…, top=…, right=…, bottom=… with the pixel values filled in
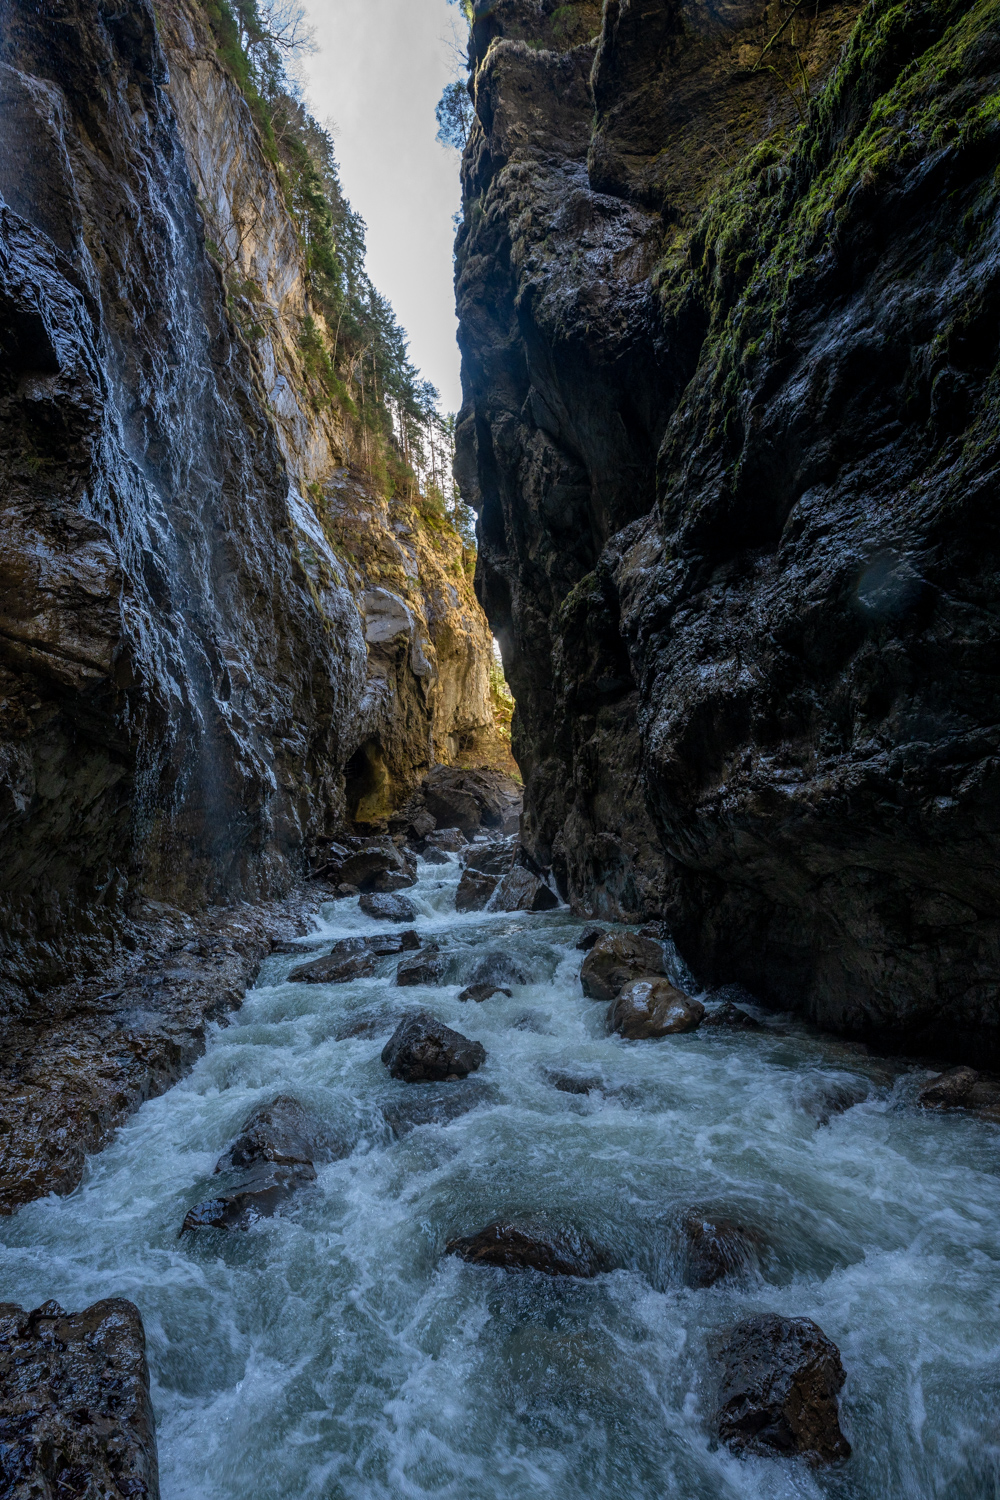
left=0, top=0, right=503, bottom=1010
left=455, top=0, right=1000, bottom=1060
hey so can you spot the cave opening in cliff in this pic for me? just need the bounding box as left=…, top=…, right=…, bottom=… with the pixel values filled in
left=344, top=737, right=391, bottom=824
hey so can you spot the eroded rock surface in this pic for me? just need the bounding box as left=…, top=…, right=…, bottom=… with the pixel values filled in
left=381, top=1011, right=486, bottom=1081
left=716, top=1315, right=851, bottom=1464
left=0, top=1297, right=159, bottom=1498
left=454, top=0, right=1000, bottom=1061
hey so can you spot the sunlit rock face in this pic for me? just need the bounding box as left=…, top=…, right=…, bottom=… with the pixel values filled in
left=455, top=0, right=1000, bottom=1060
left=0, top=0, right=498, bottom=1009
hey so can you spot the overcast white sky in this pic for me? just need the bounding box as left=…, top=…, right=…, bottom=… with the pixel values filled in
left=297, top=0, right=467, bottom=413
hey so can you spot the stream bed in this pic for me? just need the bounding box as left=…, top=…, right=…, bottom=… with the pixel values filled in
left=2, top=854, right=998, bottom=1499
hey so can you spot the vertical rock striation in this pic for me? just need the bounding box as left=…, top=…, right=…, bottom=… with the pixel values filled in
left=455, top=0, right=1000, bottom=1059
left=0, top=0, right=503, bottom=1010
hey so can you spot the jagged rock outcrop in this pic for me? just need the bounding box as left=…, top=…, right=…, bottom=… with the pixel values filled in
left=0, top=0, right=503, bottom=1010
left=455, top=0, right=1000, bottom=1061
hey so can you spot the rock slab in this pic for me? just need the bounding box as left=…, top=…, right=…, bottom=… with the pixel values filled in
left=716, top=1314, right=851, bottom=1464
left=0, top=1297, right=159, bottom=1498
left=381, top=1011, right=486, bottom=1082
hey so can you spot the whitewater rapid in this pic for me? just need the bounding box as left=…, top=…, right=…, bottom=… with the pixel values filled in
left=1, top=854, right=997, bottom=1499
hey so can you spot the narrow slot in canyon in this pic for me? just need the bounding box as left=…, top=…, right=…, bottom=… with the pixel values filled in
left=1, top=1, right=998, bottom=1496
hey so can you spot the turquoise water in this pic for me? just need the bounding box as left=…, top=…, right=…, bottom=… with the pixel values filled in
left=2, top=855, right=998, bottom=1498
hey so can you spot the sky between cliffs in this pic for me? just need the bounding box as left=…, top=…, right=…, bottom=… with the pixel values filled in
left=298, top=0, right=466, bottom=414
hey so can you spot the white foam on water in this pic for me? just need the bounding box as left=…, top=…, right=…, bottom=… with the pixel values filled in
left=2, top=852, right=998, bottom=1498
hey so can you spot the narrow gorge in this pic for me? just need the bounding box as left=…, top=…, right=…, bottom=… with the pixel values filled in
left=0, top=0, right=998, bottom=1497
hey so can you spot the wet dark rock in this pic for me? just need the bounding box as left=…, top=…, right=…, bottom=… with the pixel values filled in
left=487, top=865, right=558, bottom=913
left=580, top=933, right=668, bottom=1003
left=381, top=1011, right=486, bottom=1082
left=918, top=1065, right=1000, bottom=1119
left=396, top=947, right=445, bottom=986
left=456, top=868, right=499, bottom=912
left=288, top=951, right=379, bottom=984
left=680, top=1212, right=763, bottom=1288
left=422, top=847, right=451, bottom=866
left=180, top=1162, right=316, bottom=1233
left=333, top=842, right=409, bottom=892
left=334, top=883, right=360, bottom=900
left=462, top=836, right=518, bottom=877
left=794, top=1071, right=872, bottom=1124
left=382, top=1082, right=496, bottom=1137
left=446, top=1223, right=599, bottom=1277
left=334, top=1009, right=399, bottom=1041
left=468, top=952, right=528, bottom=988
left=543, top=1069, right=603, bottom=1095
left=0, top=1298, right=159, bottom=1498
left=609, top=978, right=704, bottom=1039
left=459, top=983, right=512, bottom=1003
left=213, top=1095, right=340, bottom=1173
left=360, top=893, right=418, bottom=923
left=703, top=1002, right=763, bottom=1031
left=371, top=870, right=416, bottom=893
left=420, top=766, right=522, bottom=836
left=426, top=827, right=467, bottom=852
left=716, top=1315, right=851, bottom=1464
left=576, top=925, right=605, bottom=952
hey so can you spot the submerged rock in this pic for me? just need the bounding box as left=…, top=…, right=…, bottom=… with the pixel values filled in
left=458, top=983, right=512, bottom=1003
left=456, top=868, right=499, bottom=912
left=580, top=932, right=667, bottom=1002
left=446, top=1222, right=599, bottom=1277
left=468, top=952, right=528, bottom=988
left=486, top=866, right=558, bottom=913
left=382, top=1082, right=495, bottom=1137
left=381, top=1011, right=486, bottom=1082
left=180, top=1163, right=315, bottom=1232
left=716, top=1315, right=851, bottom=1464
left=395, top=948, right=445, bottom=986
left=0, top=1298, right=159, bottom=1499
left=608, top=979, right=704, bottom=1039
left=702, top=1001, right=763, bottom=1031
left=680, top=1212, right=763, bottom=1288
left=794, top=1071, right=872, bottom=1124
left=360, top=892, right=418, bottom=923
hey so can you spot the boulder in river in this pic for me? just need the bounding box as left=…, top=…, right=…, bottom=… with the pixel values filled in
left=468, top=951, right=528, bottom=988
left=370, top=870, right=416, bottom=893
left=680, top=1211, right=763, bottom=1287
left=916, top=1064, right=1000, bottom=1118
left=336, top=840, right=409, bottom=892
left=458, top=983, right=512, bottom=1003
left=421, top=846, right=451, bottom=866
left=446, top=1222, right=599, bottom=1277
left=420, top=765, right=522, bottom=835
left=462, top=835, right=517, bottom=877
left=381, top=1011, right=486, bottom=1081
left=396, top=947, right=445, bottom=986
left=716, top=1314, right=851, bottom=1464
left=576, top=924, right=605, bottom=951
left=456, top=868, right=498, bottom=912
left=287, top=931, right=419, bottom=983
left=702, top=1001, right=763, bottom=1030
left=425, top=826, right=467, bottom=852
left=360, top=892, right=418, bottom=923
left=0, top=1298, right=159, bottom=1499
left=580, top=932, right=668, bottom=1001
left=180, top=1163, right=316, bottom=1232
left=382, top=1082, right=496, bottom=1137
left=335, top=882, right=360, bottom=899
left=609, top=978, right=704, bottom=1039
left=486, top=865, right=558, bottom=913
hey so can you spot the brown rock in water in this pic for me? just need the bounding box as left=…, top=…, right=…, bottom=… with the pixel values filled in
left=609, top=978, right=703, bottom=1039
left=213, top=1095, right=340, bottom=1173
left=287, top=951, right=379, bottom=984
left=396, top=948, right=445, bottom=986
left=680, top=1212, right=763, bottom=1287
left=458, top=983, right=512, bottom=1002
left=446, top=1222, right=599, bottom=1277
left=360, top=892, right=418, bottom=923
left=456, top=868, right=499, bottom=912
left=580, top=932, right=667, bottom=1002
left=381, top=1011, right=486, bottom=1081
left=467, top=952, right=528, bottom=987
left=486, top=865, right=558, bottom=913
left=702, top=1002, right=763, bottom=1031
left=717, top=1315, right=851, bottom=1464
left=180, top=1162, right=316, bottom=1233
left=0, top=1298, right=159, bottom=1499
left=918, top=1065, right=979, bottom=1109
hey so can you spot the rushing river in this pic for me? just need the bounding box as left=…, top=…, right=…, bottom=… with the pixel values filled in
left=2, top=853, right=998, bottom=1499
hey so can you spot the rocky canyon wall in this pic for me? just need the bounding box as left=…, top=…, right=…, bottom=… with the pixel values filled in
left=455, top=0, right=1000, bottom=1060
left=0, top=0, right=502, bottom=1011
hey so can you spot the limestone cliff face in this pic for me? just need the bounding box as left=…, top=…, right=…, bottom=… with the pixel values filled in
left=455, top=0, right=1000, bottom=1060
left=0, top=0, right=499, bottom=1010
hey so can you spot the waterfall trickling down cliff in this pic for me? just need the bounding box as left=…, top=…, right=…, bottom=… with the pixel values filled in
left=0, top=0, right=503, bottom=1009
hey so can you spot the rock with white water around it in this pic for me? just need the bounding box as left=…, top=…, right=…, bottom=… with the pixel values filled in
left=580, top=932, right=668, bottom=1002
left=395, top=948, right=445, bottom=986
left=381, top=1011, right=486, bottom=1081
left=918, top=1065, right=1000, bottom=1119
left=335, top=883, right=360, bottom=900
left=455, top=868, right=498, bottom=912
left=0, top=1298, right=159, bottom=1499
left=609, top=978, right=704, bottom=1039
left=371, top=870, right=416, bottom=893
left=335, top=840, right=409, bottom=892
left=446, top=1222, right=600, bottom=1277
left=180, top=1163, right=316, bottom=1232
left=468, top=952, right=528, bottom=988
left=360, top=892, right=418, bottom=923
left=462, top=836, right=517, bottom=877
left=702, top=1001, right=763, bottom=1030
left=679, top=1212, right=764, bottom=1288
left=716, top=1315, right=851, bottom=1464
left=421, top=847, right=451, bottom=866
left=576, top=924, right=605, bottom=951
left=287, top=931, right=419, bottom=984
left=459, top=983, right=512, bottom=1003
left=486, top=865, right=558, bottom=913
left=425, top=827, right=467, bottom=852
